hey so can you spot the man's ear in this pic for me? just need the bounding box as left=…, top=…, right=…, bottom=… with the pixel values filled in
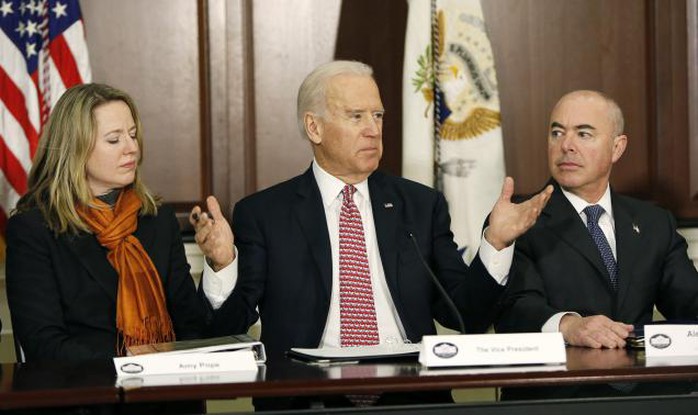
left=611, top=134, right=627, bottom=163
left=305, top=112, right=323, bottom=145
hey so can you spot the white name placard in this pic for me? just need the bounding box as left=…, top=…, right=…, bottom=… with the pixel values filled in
left=644, top=324, right=698, bottom=358
left=114, top=349, right=258, bottom=377
left=419, top=333, right=566, bottom=368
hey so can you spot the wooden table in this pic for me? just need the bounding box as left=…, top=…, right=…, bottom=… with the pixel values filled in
left=0, top=359, right=120, bottom=410
left=122, top=347, right=698, bottom=402
left=3, top=347, right=698, bottom=413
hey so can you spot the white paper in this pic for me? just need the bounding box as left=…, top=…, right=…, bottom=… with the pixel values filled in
left=290, top=343, right=421, bottom=361
left=127, top=334, right=266, bottom=363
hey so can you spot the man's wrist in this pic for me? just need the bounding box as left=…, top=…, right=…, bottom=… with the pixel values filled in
left=206, top=254, right=235, bottom=272
left=559, top=314, right=579, bottom=335
left=484, top=228, right=511, bottom=251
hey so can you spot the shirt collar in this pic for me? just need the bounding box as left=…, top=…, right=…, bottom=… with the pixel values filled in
left=312, top=159, right=370, bottom=207
left=561, top=184, right=613, bottom=219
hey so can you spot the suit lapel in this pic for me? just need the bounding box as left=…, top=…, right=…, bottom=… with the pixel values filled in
left=544, top=184, right=614, bottom=292
left=133, top=214, right=161, bottom=277
left=613, top=194, right=643, bottom=310
left=294, top=168, right=333, bottom=298
left=134, top=217, right=152, bottom=246
left=133, top=214, right=156, bottom=263
left=62, top=232, right=119, bottom=302
left=368, top=172, right=400, bottom=295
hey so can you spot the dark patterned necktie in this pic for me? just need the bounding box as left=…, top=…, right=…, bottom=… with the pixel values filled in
left=583, top=205, right=618, bottom=290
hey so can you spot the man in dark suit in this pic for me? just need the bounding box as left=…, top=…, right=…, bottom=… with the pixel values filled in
left=496, top=90, right=698, bottom=347
left=495, top=89, right=698, bottom=400
left=192, top=60, right=551, bottom=407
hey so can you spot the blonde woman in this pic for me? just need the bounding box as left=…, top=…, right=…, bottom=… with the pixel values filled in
left=6, top=83, right=231, bottom=361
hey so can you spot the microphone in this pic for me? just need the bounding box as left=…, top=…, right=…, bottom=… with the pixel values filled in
left=408, top=232, right=466, bottom=334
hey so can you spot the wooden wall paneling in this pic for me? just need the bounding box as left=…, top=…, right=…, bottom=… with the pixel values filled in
left=481, top=0, right=550, bottom=194
left=652, top=0, right=693, bottom=219
left=251, top=0, right=342, bottom=191
left=208, top=0, right=231, bottom=212
left=207, top=0, right=251, bottom=217
left=597, top=1, right=652, bottom=198
left=81, top=0, right=209, bottom=215
left=482, top=0, right=650, bottom=196
left=197, top=0, right=213, bottom=201
left=240, top=0, right=257, bottom=198
left=688, top=0, right=698, bottom=210
left=334, top=0, right=408, bottom=177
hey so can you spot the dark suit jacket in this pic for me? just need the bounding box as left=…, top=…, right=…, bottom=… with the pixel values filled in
left=215, top=168, right=504, bottom=357
left=496, top=181, right=698, bottom=333
left=6, top=205, right=211, bottom=361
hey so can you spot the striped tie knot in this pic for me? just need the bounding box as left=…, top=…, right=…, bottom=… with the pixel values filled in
left=342, top=184, right=357, bottom=204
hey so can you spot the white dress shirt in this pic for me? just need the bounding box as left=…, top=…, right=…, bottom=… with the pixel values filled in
left=203, top=161, right=516, bottom=345
left=542, top=185, right=616, bottom=332
left=201, top=247, right=237, bottom=309
left=312, top=162, right=514, bottom=346
left=313, top=162, right=405, bottom=347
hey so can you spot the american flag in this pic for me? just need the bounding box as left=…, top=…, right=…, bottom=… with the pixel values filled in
left=0, top=0, right=91, bottom=253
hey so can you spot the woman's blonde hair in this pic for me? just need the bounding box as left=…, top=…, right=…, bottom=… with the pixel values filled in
left=14, top=83, right=159, bottom=234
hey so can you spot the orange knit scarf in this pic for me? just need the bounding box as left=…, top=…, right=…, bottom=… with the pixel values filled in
left=78, top=188, right=174, bottom=355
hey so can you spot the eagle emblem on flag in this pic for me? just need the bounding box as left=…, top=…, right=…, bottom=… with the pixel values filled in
left=411, top=9, right=501, bottom=142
